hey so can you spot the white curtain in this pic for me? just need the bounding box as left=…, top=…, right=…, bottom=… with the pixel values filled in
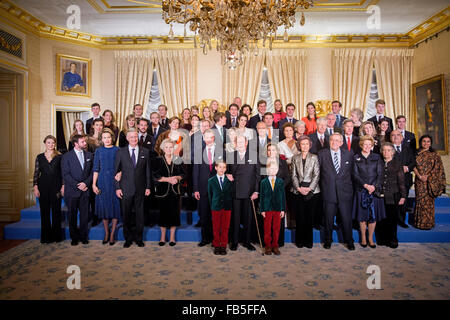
left=332, top=48, right=375, bottom=117
left=266, top=49, right=307, bottom=119
left=154, top=50, right=197, bottom=117
left=374, top=49, right=414, bottom=129
left=222, top=50, right=266, bottom=110
left=115, top=51, right=154, bottom=130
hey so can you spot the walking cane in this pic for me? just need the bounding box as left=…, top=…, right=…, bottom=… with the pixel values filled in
left=251, top=198, right=265, bottom=256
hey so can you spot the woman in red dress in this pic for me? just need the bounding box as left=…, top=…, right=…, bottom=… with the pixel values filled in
left=301, top=102, right=317, bottom=135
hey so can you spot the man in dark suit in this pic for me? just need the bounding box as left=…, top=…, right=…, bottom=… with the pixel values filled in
left=277, top=103, right=297, bottom=129
left=341, top=119, right=361, bottom=155
left=158, top=104, right=170, bottom=129
left=213, top=112, right=227, bottom=147
left=227, top=135, right=260, bottom=251
left=318, top=133, right=355, bottom=250
left=225, top=103, right=240, bottom=129
left=331, top=100, right=347, bottom=129
left=368, top=99, right=394, bottom=131
left=137, top=118, right=152, bottom=150
left=395, top=115, right=416, bottom=155
left=193, top=129, right=225, bottom=246
left=325, top=113, right=342, bottom=136
left=85, top=103, right=102, bottom=135
left=309, top=117, right=329, bottom=155
left=148, top=112, right=167, bottom=158
left=115, top=129, right=151, bottom=248
left=248, top=100, right=267, bottom=130
left=391, top=130, right=416, bottom=228
left=61, top=134, right=93, bottom=246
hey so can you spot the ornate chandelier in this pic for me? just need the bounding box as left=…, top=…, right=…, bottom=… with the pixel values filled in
left=162, top=0, right=313, bottom=69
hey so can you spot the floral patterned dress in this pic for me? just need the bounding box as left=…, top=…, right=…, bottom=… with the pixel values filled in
left=413, top=150, right=446, bottom=230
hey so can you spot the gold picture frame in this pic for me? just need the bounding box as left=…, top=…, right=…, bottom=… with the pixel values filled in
left=412, top=74, right=448, bottom=154
left=56, top=54, right=91, bottom=97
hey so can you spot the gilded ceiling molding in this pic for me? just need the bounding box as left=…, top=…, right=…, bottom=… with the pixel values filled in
left=0, top=0, right=448, bottom=49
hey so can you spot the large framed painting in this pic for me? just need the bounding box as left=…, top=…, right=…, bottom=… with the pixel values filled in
left=56, top=54, right=91, bottom=97
left=412, top=74, right=448, bottom=154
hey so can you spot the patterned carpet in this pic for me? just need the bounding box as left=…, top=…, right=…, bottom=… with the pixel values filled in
left=0, top=240, right=449, bottom=300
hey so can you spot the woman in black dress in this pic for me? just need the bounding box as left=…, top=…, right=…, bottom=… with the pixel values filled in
left=152, top=138, right=185, bottom=246
left=33, top=135, right=64, bottom=243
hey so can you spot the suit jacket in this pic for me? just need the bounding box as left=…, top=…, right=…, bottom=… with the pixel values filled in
left=138, top=133, right=153, bottom=151
left=393, top=145, right=416, bottom=189
left=334, top=114, right=347, bottom=128
left=325, top=127, right=342, bottom=136
left=227, top=151, right=260, bottom=199
left=193, top=145, right=225, bottom=195
left=368, top=115, right=394, bottom=132
left=341, top=134, right=361, bottom=155
left=278, top=117, right=298, bottom=133
left=114, top=146, right=151, bottom=197
left=291, top=152, right=320, bottom=194
left=208, top=175, right=233, bottom=211
left=259, top=177, right=286, bottom=212
left=61, top=149, right=93, bottom=198
left=225, top=114, right=239, bottom=129
left=159, top=118, right=169, bottom=130
left=260, top=157, right=291, bottom=188
left=248, top=114, right=264, bottom=130
left=212, top=125, right=226, bottom=147
left=402, top=130, right=417, bottom=155
left=318, top=148, right=354, bottom=203
left=309, top=132, right=330, bottom=155
left=85, top=116, right=103, bottom=135
left=353, top=152, right=383, bottom=192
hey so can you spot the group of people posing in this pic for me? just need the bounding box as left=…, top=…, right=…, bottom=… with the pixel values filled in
left=33, top=98, right=446, bottom=255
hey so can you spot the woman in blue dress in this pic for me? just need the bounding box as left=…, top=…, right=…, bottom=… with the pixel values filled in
left=92, top=129, right=121, bottom=245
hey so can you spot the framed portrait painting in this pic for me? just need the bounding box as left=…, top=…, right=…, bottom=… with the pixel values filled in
left=56, top=54, right=91, bottom=97
left=412, top=74, right=448, bottom=154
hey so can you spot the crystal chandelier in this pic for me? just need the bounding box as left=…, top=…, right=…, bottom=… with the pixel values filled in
left=162, top=0, right=313, bottom=69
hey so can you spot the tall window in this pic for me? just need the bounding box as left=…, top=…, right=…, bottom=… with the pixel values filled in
left=146, top=70, right=161, bottom=119
left=365, top=69, right=378, bottom=120
left=258, top=68, right=274, bottom=112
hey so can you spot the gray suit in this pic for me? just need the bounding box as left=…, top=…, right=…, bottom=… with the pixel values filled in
left=291, top=153, right=320, bottom=194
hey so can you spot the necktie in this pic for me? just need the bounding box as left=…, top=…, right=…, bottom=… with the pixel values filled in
left=77, top=151, right=84, bottom=170
left=288, top=118, right=292, bottom=123
left=347, top=137, right=351, bottom=151
left=219, top=176, right=223, bottom=189
left=319, top=136, right=324, bottom=147
left=140, top=135, right=144, bottom=146
left=268, top=128, right=272, bottom=140
left=131, top=148, right=136, bottom=167
left=329, top=128, right=333, bottom=135
left=402, top=131, right=405, bottom=138
left=153, top=127, right=157, bottom=135
left=333, top=152, right=340, bottom=174
left=208, top=148, right=212, bottom=172
left=232, top=117, right=236, bottom=127
left=271, top=178, right=275, bottom=191
left=396, top=146, right=401, bottom=153
left=337, top=115, right=340, bottom=126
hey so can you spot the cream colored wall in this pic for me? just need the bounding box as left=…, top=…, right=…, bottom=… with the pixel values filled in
left=413, top=30, right=450, bottom=184
left=305, top=48, right=333, bottom=103
left=196, top=49, right=222, bottom=103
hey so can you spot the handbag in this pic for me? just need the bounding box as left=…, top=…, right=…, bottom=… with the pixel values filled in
left=300, top=181, right=314, bottom=201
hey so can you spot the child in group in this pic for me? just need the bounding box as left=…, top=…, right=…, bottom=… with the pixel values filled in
left=260, top=160, right=286, bottom=255
left=207, top=161, right=233, bottom=255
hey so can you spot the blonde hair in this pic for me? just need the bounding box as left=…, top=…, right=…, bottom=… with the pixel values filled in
left=359, top=135, right=375, bottom=148
left=122, top=114, right=136, bottom=134
left=160, top=138, right=175, bottom=154
left=70, top=119, right=85, bottom=142
left=360, top=121, right=377, bottom=138
left=101, top=128, right=115, bottom=146
left=43, top=135, right=61, bottom=159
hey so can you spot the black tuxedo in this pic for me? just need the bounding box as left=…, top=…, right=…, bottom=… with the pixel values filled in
left=227, top=151, right=261, bottom=246
left=193, top=145, right=225, bottom=243
left=368, top=115, right=394, bottom=132
left=61, top=149, right=94, bottom=242
left=309, top=132, right=330, bottom=155
left=318, top=148, right=354, bottom=245
left=248, top=114, right=264, bottom=130
left=85, top=116, right=103, bottom=135
left=401, top=130, right=416, bottom=155
left=341, top=134, right=361, bottom=155
left=114, top=146, right=151, bottom=243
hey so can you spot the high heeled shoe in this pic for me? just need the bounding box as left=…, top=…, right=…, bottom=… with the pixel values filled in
left=102, top=234, right=109, bottom=245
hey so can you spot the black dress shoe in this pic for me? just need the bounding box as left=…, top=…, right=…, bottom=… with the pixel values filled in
left=169, top=241, right=176, bottom=246
left=136, top=241, right=145, bottom=247
left=214, top=247, right=220, bottom=255
left=71, top=240, right=79, bottom=246
left=220, top=247, right=227, bottom=255
left=109, top=241, right=115, bottom=246
left=398, top=222, right=409, bottom=228
left=102, top=240, right=108, bottom=245
left=347, top=243, right=355, bottom=251
left=305, top=244, right=313, bottom=249
left=244, top=243, right=256, bottom=251
left=159, top=241, right=166, bottom=246
left=198, top=241, right=210, bottom=247
left=82, top=240, right=89, bottom=245
left=295, top=243, right=304, bottom=248
left=230, top=243, right=238, bottom=251
left=123, top=241, right=132, bottom=248
left=323, top=243, right=331, bottom=249
left=368, top=243, right=376, bottom=249
left=388, top=242, right=398, bottom=249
